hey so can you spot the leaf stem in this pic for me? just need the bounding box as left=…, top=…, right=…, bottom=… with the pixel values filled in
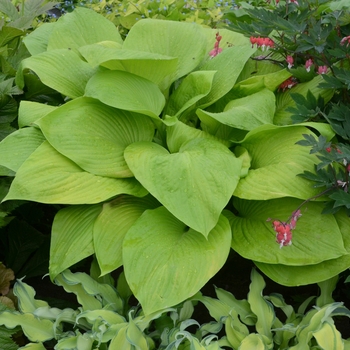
left=286, top=184, right=338, bottom=222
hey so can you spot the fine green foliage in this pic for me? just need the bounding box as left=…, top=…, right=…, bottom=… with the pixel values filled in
left=57, top=0, right=236, bottom=34
left=1, top=5, right=350, bottom=315
left=1, top=268, right=350, bottom=349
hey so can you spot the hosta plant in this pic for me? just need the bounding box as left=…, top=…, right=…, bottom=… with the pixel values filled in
left=0, top=7, right=350, bottom=315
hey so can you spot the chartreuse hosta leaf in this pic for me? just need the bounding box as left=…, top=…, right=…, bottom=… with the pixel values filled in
left=0, top=126, right=45, bottom=172
left=93, top=195, right=160, bottom=276
left=124, top=138, right=241, bottom=236
left=46, top=7, right=123, bottom=51
left=123, top=206, right=232, bottom=315
left=166, top=120, right=231, bottom=153
left=231, top=68, right=292, bottom=97
left=227, top=197, right=347, bottom=267
left=18, top=101, right=57, bottom=128
left=255, top=209, right=350, bottom=286
left=197, top=88, right=275, bottom=131
left=3, top=141, right=147, bottom=204
left=23, top=22, right=55, bottom=55
left=36, top=97, right=155, bottom=178
left=234, top=125, right=327, bottom=200
left=122, top=19, right=207, bottom=89
left=50, top=204, right=102, bottom=280
left=196, top=39, right=255, bottom=109
left=79, top=44, right=178, bottom=89
left=84, top=70, right=165, bottom=119
left=165, top=70, right=217, bottom=118
left=16, top=49, right=96, bottom=99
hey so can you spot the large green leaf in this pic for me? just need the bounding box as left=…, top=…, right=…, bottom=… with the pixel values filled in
left=233, top=125, right=324, bottom=200
left=124, top=138, right=241, bottom=236
left=165, top=70, right=217, bottom=118
left=197, top=41, right=255, bottom=108
left=122, top=19, right=207, bottom=89
left=93, top=195, right=160, bottom=275
left=227, top=197, right=347, bottom=266
left=166, top=120, right=230, bottom=154
left=232, top=69, right=292, bottom=97
left=47, top=7, right=123, bottom=51
left=16, top=49, right=97, bottom=99
left=84, top=70, right=165, bottom=119
left=3, top=141, right=147, bottom=204
left=79, top=44, right=177, bottom=89
left=36, top=97, right=155, bottom=178
left=18, top=101, right=57, bottom=128
left=50, top=205, right=102, bottom=279
left=0, top=127, right=45, bottom=172
left=197, top=88, right=275, bottom=131
left=23, top=22, right=55, bottom=55
left=255, top=209, right=350, bottom=286
left=123, top=207, right=232, bottom=314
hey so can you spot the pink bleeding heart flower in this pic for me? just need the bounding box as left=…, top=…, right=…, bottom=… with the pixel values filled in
left=286, top=55, right=294, bottom=69
left=305, top=59, right=313, bottom=72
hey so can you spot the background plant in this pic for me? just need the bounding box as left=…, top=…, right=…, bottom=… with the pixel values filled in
left=55, top=0, right=236, bottom=36
left=224, top=0, right=350, bottom=215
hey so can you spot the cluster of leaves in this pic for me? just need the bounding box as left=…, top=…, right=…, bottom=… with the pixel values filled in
left=1, top=268, right=349, bottom=350
left=224, top=0, right=350, bottom=214
left=1, top=4, right=350, bottom=314
left=56, top=0, right=236, bottom=36
left=0, top=0, right=66, bottom=280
